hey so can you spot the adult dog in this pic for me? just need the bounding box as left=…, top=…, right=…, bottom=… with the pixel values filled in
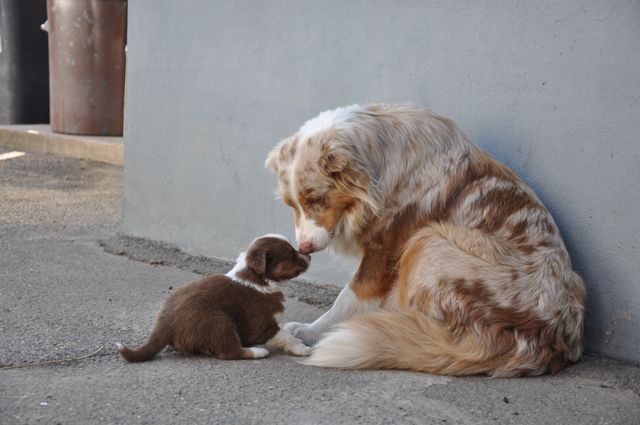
left=265, top=104, right=586, bottom=377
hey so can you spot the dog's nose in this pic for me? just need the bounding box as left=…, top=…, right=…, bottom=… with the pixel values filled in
left=298, top=242, right=315, bottom=254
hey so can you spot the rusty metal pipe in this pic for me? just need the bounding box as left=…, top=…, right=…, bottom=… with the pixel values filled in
left=46, top=0, right=127, bottom=136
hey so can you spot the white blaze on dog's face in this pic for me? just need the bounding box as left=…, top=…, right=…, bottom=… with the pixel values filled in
left=266, top=107, right=371, bottom=254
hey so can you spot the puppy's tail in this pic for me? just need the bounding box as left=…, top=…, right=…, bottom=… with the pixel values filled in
left=304, top=311, right=533, bottom=377
left=116, top=329, right=168, bottom=363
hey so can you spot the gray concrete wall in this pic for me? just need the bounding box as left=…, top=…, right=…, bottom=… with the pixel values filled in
left=123, top=1, right=640, bottom=362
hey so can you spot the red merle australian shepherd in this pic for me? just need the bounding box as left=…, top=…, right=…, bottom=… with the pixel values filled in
left=266, top=104, right=586, bottom=377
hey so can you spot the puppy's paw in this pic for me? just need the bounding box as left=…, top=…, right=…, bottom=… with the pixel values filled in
left=248, top=347, right=269, bottom=359
left=283, top=322, right=321, bottom=346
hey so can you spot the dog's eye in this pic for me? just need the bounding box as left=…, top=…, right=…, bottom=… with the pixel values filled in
left=309, top=197, right=328, bottom=213
left=300, top=194, right=326, bottom=213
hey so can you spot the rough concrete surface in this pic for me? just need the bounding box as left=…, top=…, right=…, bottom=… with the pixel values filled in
left=1, top=147, right=639, bottom=424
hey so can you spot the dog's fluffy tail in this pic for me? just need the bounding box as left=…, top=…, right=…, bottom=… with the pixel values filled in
left=305, top=311, right=531, bottom=377
left=116, top=329, right=168, bottom=363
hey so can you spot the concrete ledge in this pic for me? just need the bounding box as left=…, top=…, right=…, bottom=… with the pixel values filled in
left=0, top=124, right=123, bottom=165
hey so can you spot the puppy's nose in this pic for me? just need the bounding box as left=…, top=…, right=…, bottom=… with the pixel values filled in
left=298, top=242, right=315, bottom=254
left=300, top=252, right=311, bottom=262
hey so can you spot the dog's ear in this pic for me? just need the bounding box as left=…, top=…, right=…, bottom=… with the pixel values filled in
left=265, top=135, right=299, bottom=173
left=245, top=246, right=267, bottom=275
left=320, top=146, right=349, bottom=175
left=265, top=148, right=279, bottom=173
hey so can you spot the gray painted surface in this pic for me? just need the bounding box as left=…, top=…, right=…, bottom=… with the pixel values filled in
left=123, top=1, right=640, bottom=362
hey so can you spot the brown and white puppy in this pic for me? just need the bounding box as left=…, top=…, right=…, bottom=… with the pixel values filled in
left=116, top=234, right=311, bottom=362
left=266, top=104, right=587, bottom=377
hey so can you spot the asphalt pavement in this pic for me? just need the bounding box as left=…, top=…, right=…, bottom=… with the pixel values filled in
left=1, top=146, right=638, bottom=425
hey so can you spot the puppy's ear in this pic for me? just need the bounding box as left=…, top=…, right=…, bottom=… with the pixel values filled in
left=320, top=146, right=349, bottom=175
left=245, top=246, right=267, bottom=275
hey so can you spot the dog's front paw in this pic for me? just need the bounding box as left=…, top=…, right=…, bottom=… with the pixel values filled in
left=290, top=343, right=312, bottom=357
left=283, top=322, right=321, bottom=346
left=283, top=321, right=308, bottom=336
left=285, top=336, right=313, bottom=357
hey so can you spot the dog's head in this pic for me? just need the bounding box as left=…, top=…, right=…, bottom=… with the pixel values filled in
left=266, top=108, right=378, bottom=254
left=244, top=234, right=310, bottom=281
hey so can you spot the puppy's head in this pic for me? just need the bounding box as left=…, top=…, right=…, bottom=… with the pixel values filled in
left=244, top=234, right=310, bottom=282
left=266, top=126, right=376, bottom=255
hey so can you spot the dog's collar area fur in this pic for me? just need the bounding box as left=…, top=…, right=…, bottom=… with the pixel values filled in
left=225, top=252, right=281, bottom=294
